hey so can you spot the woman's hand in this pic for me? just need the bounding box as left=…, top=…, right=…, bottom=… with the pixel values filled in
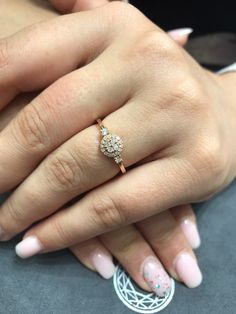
left=0, top=0, right=202, bottom=295
left=2, top=94, right=201, bottom=295
left=0, top=2, right=235, bottom=281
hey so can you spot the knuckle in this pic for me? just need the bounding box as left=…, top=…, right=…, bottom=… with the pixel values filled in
left=135, top=31, right=176, bottom=61
left=197, top=137, right=226, bottom=180
left=127, top=31, right=178, bottom=75
left=38, top=80, right=70, bottom=112
left=13, top=103, right=50, bottom=151
left=113, top=229, right=142, bottom=255
left=45, top=150, right=84, bottom=192
left=151, top=225, right=180, bottom=250
left=3, top=201, right=26, bottom=233
left=188, top=135, right=228, bottom=197
left=0, top=38, right=10, bottom=70
left=105, top=1, right=145, bottom=30
left=91, top=192, right=126, bottom=230
left=179, top=78, right=205, bottom=107
left=26, top=22, right=44, bottom=39
left=162, top=76, right=206, bottom=114
left=49, top=216, right=72, bottom=246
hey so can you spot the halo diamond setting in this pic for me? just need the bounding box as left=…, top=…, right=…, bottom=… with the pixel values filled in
left=97, top=119, right=126, bottom=173
left=100, top=132, right=124, bottom=163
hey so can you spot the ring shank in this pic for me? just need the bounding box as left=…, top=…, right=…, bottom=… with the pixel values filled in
left=119, top=162, right=126, bottom=174
left=97, top=119, right=126, bottom=174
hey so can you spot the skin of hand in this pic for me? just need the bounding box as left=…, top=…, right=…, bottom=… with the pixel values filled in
left=0, top=2, right=236, bottom=253
left=0, top=0, right=235, bottom=294
left=0, top=0, right=201, bottom=294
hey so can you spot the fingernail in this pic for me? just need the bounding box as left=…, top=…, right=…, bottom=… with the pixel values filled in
left=15, top=236, right=44, bottom=258
left=168, top=27, right=193, bottom=39
left=174, top=252, right=203, bottom=288
left=180, top=219, right=201, bottom=249
left=91, top=250, right=115, bottom=279
left=143, top=257, right=171, bottom=297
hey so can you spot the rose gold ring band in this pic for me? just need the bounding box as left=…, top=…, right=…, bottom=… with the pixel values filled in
left=97, top=119, right=126, bottom=174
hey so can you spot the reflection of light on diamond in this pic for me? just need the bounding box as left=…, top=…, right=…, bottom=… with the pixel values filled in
left=113, top=265, right=175, bottom=314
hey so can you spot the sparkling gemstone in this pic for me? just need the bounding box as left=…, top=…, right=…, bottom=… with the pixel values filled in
left=101, top=127, right=108, bottom=136
left=114, top=156, right=122, bottom=164
left=100, top=133, right=123, bottom=158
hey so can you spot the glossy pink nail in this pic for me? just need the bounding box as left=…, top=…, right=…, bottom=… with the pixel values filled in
left=15, top=236, right=44, bottom=258
left=174, top=252, right=203, bottom=288
left=181, top=219, right=201, bottom=249
left=168, top=27, right=193, bottom=39
left=91, top=250, right=115, bottom=279
left=143, top=257, right=171, bottom=297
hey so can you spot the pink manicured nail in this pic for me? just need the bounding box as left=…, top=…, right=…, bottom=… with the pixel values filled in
left=91, top=251, right=115, bottom=279
left=15, top=236, right=44, bottom=258
left=168, top=27, right=193, bottom=39
left=143, top=257, right=171, bottom=297
left=174, top=252, right=202, bottom=288
left=180, top=219, right=201, bottom=249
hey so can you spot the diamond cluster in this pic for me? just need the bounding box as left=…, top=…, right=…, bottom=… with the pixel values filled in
left=100, top=132, right=123, bottom=163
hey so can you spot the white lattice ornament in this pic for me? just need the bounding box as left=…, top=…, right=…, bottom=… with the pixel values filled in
left=113, top=265, right=175, bottom=313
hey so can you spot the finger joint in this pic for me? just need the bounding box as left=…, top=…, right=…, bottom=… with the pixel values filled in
left=46, top=150, right=84, bottom=192
left=13, top=103, right=50, bottom=152
left=92, top=192, right=126, bottom=230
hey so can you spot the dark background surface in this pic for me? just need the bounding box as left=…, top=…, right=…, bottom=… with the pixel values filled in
left=131, top=0, right=236, bottom=34
left=130, top=1, right=236, bottom=69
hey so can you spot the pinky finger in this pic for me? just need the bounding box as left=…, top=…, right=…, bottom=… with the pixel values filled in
left=70, top=238, right=116, bottom=279
left=171, top=204, right=201, bottom=249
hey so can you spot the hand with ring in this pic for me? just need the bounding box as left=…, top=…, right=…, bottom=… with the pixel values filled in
left=0, top=0, right=235, bottom=295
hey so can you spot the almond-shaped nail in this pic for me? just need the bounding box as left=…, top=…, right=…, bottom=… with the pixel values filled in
left=91, top=251, right=115, bottom=279
left=15, top=236, right=44, bottom=258
left=181, top=219, right=201, bottom=249
left=143, top=257, right=171, bottom=297
left=174, top=252, right=202, bottom=288
left=168, top=27, right=193, bottom=39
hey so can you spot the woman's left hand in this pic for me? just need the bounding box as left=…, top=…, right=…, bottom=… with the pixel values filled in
left=1, top=93, right=202, bottom=295
left=0, top=0, right=202, bottom=295
left=0, top=2, right=235, bottom=264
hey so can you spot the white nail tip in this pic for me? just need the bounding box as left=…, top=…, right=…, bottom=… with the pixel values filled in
left=168, top=28, right=193, bottom=37
left=15, top=236, right=43, bottom=259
